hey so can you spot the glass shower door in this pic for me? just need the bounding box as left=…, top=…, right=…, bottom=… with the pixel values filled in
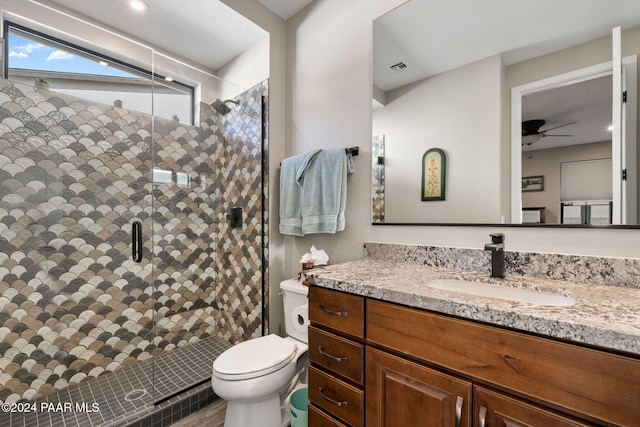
left=148, top=50, right=269, bottom=404
left=0, top=11, right=157, bottom=424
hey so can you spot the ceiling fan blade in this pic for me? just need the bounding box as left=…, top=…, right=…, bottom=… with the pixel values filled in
left=540, top=121, right=577, bottom=132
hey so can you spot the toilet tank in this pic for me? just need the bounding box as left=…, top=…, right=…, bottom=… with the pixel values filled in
left=280, top=279, right=309, bottom=344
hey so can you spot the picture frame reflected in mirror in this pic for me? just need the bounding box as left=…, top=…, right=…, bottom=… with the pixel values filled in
left=522, top=175, right=544, bottom=192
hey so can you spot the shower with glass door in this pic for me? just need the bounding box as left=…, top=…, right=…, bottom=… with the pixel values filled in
left=0, top=3, right=268, bottom=425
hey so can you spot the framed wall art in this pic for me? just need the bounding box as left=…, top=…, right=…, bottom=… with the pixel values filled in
left=522, top=175, right=544, bottom=192
left=421, top=148, right=446, bottom=201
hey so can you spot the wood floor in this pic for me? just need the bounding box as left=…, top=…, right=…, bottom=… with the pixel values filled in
left=171, top=399, right=226, bottom=427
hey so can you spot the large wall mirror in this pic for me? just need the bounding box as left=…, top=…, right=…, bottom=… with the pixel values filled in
left=372, top=0, right=640, bottom=227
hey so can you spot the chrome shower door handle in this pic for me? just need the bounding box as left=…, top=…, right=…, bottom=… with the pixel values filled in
left=132, top=221, right=142, bottom=262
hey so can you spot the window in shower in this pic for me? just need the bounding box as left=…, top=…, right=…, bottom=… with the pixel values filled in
left=4, top=21, right=195, bottom=124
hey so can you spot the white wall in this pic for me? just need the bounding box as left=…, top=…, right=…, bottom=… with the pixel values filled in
left=284, top=0, right=405, bottom=278
left=284, top=0, right=640, bottom=279
left=373, top=55, right=503, bottom=223
left=216, top=36, right=270, bottom=101
left=522, top=141, right=612, bottom=223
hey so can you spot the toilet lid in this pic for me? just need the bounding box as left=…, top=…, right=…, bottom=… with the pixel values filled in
left=213, top=334, right=297, bottom=381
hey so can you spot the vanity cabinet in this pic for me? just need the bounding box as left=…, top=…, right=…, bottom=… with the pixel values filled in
left=310, top=285, right=640, bottom=427
left=367, top=299, right=639, bottom=427
left=309, top=286, right=365, bottom=426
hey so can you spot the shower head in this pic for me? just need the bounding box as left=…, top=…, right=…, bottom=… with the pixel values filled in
left=210, top=98, right=239, bottom=115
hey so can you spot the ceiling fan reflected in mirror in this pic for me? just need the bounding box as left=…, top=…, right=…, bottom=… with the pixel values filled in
left=521, top=119, right=575, bottom=145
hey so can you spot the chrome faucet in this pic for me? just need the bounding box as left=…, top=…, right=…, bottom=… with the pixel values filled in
left=484, top=233, right=505, bottom=279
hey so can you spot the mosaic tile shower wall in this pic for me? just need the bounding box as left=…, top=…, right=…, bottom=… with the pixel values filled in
left=0, top=78, right=268, bottom=404
left=371, top=134, right=385, bottom=223
left=201, top=82, right=268, bottom=344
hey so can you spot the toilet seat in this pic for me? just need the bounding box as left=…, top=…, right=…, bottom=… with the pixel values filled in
left=213, top=334, right=297, bottom=381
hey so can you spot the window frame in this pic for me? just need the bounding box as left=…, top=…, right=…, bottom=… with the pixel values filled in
left=3, top=20, right=195, bottom=124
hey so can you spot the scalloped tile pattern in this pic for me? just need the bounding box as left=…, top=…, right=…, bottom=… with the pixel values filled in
left=0, top=78, right=268, bottom=405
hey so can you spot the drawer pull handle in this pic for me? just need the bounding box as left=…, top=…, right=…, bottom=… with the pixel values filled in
left=319, top=305, right=348, bottom=317
left=318, top=387, right=348, bottom=407
left=478, top=405, right=487, bottom=427
left=455, top=396, right=464, bottom=427
left=318, top=346, right=348, bottom=363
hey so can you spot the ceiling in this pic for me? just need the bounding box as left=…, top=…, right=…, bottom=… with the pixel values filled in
left=257, top=0, right=314, bottom=20
left=521, top=75, right=613, bottom=151
left=374, top=0, right=640, bottom=92
left=48, top=0, right=314, bottom=71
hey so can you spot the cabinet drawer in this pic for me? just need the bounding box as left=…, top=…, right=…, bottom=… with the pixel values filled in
left=367, top=299, right=640, bottom=426
left=474, top=386, right=594, bottom=427
left=309, top=404, right=348, bottom=426
left=310, top=286, right=365, bottom=338
left=309, top=326, right=365, bottom=385
left=309, top=366, right=364, bottom=426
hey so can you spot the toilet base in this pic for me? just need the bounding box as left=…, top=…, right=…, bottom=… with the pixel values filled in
left=224, top=395, right=282, bottom=427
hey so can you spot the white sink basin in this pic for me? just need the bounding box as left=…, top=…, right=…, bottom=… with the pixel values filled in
left=426, top=279, right=575, bottom=307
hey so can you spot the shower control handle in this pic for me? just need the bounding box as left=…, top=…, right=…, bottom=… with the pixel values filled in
left=132, top=221, right=143, bottom=262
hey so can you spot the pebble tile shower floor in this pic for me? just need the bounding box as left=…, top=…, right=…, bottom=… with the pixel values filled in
left=1, top=336, right=230, bottom=426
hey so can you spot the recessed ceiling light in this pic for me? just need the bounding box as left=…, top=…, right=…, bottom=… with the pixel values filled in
left=128, top=0, right=149, bottom=12
left=99, top=60, right=109, bottom=67
left=164, top=77, right=174, bottom=82
left=607, top=125, right=614, bottom=131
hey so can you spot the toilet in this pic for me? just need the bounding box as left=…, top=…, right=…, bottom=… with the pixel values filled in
left=211, top=279, right=309, bottom=427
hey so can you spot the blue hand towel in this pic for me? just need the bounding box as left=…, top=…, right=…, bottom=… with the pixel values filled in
left=300, top=148, right=347, bottom=235
left=279, top=149, right=321, bottom=236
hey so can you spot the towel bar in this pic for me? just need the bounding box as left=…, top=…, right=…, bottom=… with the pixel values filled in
left=345, top=146, right=359, bottom=156
left=279, top=147, right=358, bottom=167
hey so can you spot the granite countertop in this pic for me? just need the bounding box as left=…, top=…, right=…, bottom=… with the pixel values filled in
left=306, top=258, right=640, bottom=356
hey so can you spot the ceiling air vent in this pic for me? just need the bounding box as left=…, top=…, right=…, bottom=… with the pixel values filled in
left=388, top=61, right=408, bottom=73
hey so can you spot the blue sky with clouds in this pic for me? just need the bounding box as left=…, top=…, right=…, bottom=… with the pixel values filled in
left=8, top=33, right=135, bottom=78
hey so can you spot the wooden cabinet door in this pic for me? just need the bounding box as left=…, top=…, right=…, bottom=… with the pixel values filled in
left=367, top=347, right=472, bottom=427
left=473, top=386, right=594, bottom=427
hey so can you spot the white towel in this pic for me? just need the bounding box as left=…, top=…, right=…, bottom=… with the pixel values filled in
left=300, top=148, right=347, bottom=235
left=279, top=149, right=321, bottom=236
